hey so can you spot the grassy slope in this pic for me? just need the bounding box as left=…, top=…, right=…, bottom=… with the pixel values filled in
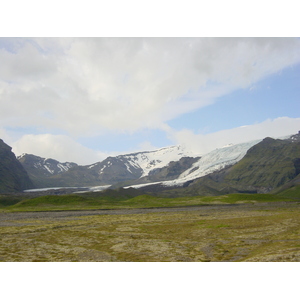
left=224, top=138, right=300, bottom=189
left=277, top=184, right=300, bottom=199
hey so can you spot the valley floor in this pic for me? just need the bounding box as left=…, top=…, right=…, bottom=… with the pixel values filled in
left=1, top=202, right=300, bottom=262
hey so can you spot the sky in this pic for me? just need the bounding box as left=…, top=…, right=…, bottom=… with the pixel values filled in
left=0, top=37, right=300, bottom=165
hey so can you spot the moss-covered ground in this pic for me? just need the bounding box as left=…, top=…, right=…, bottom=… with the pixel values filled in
left=1, top=201, right=300, bottom=262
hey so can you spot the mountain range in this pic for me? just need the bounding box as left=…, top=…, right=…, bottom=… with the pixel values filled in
left=1, top=131, right=299, bottom=196
left=17, top=145, right=198, bottom=188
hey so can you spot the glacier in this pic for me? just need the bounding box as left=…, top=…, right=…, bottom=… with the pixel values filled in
left=124, top=139, right=262, bottom=189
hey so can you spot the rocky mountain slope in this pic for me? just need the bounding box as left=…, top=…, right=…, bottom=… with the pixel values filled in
left=0, top=139, right=34, bottom=192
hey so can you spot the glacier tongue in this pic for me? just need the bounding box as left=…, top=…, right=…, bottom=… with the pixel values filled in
left=164, top=139, right=262, bottom=186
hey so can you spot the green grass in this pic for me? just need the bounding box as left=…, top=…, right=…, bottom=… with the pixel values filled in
left=13, top=194, right=96, bottom=208
left=1, top=191, right=297, bottom=212
left=0, top=194, right=25, bottom=207
left=212, top=193, right=291, bottom=203
left=277, top=185, right=300, bottom=199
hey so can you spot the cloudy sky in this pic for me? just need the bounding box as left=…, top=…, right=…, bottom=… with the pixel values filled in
left=0, top=37, right=299, bottom=164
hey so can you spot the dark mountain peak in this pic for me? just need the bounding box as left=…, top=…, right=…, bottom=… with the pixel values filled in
left=18, top=153, right=42, bottom=163
left=0, top=139, right=34, bottom=192
left=262, top=137, right=275, bottom=142
left=0, top=138, right=12, bottom=152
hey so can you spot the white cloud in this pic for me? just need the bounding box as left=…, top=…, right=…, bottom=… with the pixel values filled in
left=137, top=141, right=159, bottom=152
left=11, top=134, right=108, bottom=165
left=167, top=117, right=300, bottom=155
left=1, top=38, right=300, bottom=135
left=0, top=128, right=13, bottom=146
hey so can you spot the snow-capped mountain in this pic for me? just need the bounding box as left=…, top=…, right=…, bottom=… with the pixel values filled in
left=75, top=145, right=199, bottom=186
left=17, top=145, right=198, bottom=188
left=87, top=145, right=196, bottom=178
left=123, top=139, right=262, bottom=189
left=17, top=154, right=78, bottom=177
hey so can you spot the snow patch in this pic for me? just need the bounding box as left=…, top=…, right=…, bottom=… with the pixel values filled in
left=99, top=165, right=106, bottom=174
left=43, top=164, right=54, bottom=174
left=57, top=164, right=69, bottom=172
left=88, top=163, right=98, bottom=169
left=125, top=163, right=132, bottom=173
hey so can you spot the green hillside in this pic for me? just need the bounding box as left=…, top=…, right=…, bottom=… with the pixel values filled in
left=224, top=137, right=300, bottom=189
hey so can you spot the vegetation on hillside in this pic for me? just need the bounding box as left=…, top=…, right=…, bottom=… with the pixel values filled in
left=224, top=138, right=300, bottom=188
